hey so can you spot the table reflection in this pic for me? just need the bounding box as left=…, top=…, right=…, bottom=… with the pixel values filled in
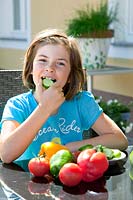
left=28, top=175, right=108, bottom=199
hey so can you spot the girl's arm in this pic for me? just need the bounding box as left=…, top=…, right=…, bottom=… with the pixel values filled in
left=66, top=113, right=128, bottom=152
left=0, top=82, right=65, bottom=163
left=0, top=105, right=50, bottom=163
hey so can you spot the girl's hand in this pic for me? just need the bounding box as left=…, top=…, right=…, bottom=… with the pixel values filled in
left=35, top=79, right=65, bottom=115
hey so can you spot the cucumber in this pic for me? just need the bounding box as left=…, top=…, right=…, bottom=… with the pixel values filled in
left=42, top=78, right=54, bottom=89
left=129, top=150, right=133, bottom=166
left=78, top=144, right=94, bottom=151
left=112, top=149, right=121, bottom=159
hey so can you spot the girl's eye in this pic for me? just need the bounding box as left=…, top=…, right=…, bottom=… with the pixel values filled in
left=39, top=59, right=47, bottom=63
left=56, top=62, right=65, bottom=67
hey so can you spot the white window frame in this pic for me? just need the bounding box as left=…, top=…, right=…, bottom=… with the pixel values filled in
left=108, top=0, right=133, bottom=59
left=0, top=0, right=31, bottom=49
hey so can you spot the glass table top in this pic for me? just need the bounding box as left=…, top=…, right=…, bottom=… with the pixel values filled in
left=0, top=146, right=133, bottom=200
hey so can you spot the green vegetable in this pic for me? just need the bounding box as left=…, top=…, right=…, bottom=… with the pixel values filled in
left=129, top=151, right=133, bottom=180
left=78, top=144, right=94, bottom=151
left=78, top=144, right=122, bottom=160
left=50, top=149, right=73, bottom=178
left=42, top=78, right=54, bottom=89
left=112, top=149, right=121, bottom=158
left=129, top=150, right=133, bottom=166
left=129, top=166, right=133, bottom=180
left=95, top=145, right=114, bottom=160
left=95, top=145, right=104, bottom=152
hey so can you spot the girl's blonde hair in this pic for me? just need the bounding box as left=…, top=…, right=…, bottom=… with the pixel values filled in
left=22, top=29, right=85, bottom=100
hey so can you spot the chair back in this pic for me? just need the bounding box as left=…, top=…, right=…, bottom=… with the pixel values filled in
left=0, top=70, right=28, bottom=120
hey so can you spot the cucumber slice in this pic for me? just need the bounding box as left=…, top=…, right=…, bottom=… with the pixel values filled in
left=112, top=149, right=121, bottom=159
left=129, top=150, right=133, bottom=166
left=42, top=78, right=54, bottom=89
left=129, top=166, right=133, bottom=180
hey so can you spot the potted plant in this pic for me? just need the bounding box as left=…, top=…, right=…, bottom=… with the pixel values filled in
left=66, top=0, right=118, bottom=69
left=95, top=96, right=133, bottom=134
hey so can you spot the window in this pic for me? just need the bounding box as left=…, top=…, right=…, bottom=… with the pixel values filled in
left=0, top=0, right=31, bottom=49
left=109, top=0, right=133, bottom=59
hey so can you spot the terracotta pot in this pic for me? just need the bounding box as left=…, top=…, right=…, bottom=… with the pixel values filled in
left=78, top=30, right=114, bottom=39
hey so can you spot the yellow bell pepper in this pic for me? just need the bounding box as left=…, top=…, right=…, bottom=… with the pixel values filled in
left=38, top=142, right=68, bottom=160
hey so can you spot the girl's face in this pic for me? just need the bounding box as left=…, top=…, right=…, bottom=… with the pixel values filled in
left=32, top=44, right=71, bottom=89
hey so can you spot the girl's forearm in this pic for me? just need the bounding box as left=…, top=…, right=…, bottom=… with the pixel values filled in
left=0, top=105, right=50, bottom=163
left=66, top=133, right=128, bottom=152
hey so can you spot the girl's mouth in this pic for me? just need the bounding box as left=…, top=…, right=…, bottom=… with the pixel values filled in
left=41, top=77, right=56, bottom=82
left=42, top=77, right=56, bottom=89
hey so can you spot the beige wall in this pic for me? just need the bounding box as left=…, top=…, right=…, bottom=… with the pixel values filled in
left=31, top=0, right=96, bottom=37
left=0, top=0, right=133, bottom=97
left=0, top=49, right=24, bottom=70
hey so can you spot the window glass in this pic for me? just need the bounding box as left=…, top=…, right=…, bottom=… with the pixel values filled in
left=108, top=0, right=133, bottom=59
left=13, top=0, right=21, bottom=30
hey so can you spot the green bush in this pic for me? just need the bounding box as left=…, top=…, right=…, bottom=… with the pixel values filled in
left=95, top=96, right=133, bottom=134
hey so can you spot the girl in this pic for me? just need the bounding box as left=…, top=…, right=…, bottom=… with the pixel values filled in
left=0, top=29, right=128, bottom=164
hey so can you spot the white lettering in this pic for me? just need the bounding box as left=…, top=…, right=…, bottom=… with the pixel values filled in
left=59, top=118, right=81, bottom=134
left=33, top=117, right=81, bottom=141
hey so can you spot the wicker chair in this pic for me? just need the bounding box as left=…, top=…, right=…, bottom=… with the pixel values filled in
left=0, top=70, right=28, bottom=119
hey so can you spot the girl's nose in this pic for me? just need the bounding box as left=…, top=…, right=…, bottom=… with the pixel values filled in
left=45, top=63, right=55, bottom=73
left=45, top=67, right=54, bottom=73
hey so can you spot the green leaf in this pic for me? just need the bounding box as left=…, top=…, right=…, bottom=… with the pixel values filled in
left=95, top=145, right=114, bottom=160
left=103, top=148, right=114, bottom=160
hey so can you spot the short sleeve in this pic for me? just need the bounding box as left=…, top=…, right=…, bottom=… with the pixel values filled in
left=1, top=98, right=26, bottom=124
left=77, top=91, right=103, bottom=130
left=1, top=92, right=36, bottom=125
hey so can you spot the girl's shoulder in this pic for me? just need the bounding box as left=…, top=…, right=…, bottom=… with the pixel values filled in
left=74, top=91, right=95, bottom=102
left=8, top=90, right=33, bottom=102
left=1, top=91, right=35, bottom=124
left=6, top=90, right=36, bottom=107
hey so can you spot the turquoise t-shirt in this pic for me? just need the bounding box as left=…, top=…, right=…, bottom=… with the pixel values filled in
left=1, top=90, right=102, bottom=164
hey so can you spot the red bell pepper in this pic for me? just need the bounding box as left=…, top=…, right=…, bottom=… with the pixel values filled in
left=77, top=149, right=109, bottom=182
